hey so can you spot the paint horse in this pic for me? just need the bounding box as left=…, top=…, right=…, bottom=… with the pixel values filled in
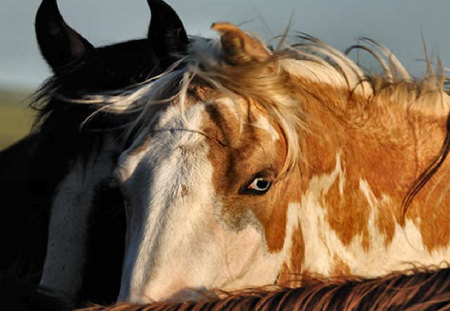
left=3, top=0, right=449, bottom=308
left=1, top=0, right=188, bottom=306
left=80, top=10, right=449, bottom=304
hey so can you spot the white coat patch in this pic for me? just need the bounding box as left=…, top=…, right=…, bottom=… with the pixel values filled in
left=298, top=154, right=450, bottom=277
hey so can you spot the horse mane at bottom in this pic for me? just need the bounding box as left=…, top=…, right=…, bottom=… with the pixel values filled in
left=80, top=267, right=450, bottom=311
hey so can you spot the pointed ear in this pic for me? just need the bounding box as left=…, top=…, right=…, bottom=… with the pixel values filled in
left=212, top=22, right=270, bottom=65
left=35, top=0, right=93, bottom=71
left=147, top=0, right=188, bottom=66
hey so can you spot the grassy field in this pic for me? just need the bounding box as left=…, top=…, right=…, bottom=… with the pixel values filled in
left=0, top=89, right=36, bottom=150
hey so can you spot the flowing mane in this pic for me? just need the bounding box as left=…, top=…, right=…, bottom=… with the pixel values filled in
left=82, top=30, right=450, bottom=211
left=94, top=31, right=450, bottom=118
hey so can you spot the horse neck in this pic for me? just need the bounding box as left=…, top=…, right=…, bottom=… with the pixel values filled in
left=281, top=79, right=450, bottom=281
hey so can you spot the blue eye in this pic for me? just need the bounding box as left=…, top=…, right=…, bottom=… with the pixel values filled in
left=248, top=178, right=271, bottom=192
left=239, top=177, right=272, bottom=195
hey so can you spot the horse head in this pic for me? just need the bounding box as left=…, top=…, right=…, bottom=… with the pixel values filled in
left=34, top=0, right=190, bottom=304
left=113, top=23, right=314, bottom=302
left=112, top=17, right=450, bottom=305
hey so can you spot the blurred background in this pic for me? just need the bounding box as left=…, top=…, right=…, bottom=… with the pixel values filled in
left=0, top=0, right=449, bottom=149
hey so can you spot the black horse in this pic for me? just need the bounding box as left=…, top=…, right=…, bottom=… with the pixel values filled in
left=0, top=0, right=188, bottom=309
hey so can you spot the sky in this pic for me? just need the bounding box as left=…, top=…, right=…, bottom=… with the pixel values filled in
left=0, top=0, right=449, bottom=89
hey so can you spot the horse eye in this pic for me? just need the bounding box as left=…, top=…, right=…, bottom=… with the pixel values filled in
left=242, top=177, right=272, bottom=195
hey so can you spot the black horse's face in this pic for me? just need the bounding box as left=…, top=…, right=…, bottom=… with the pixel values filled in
left=34, top=0, right=190, bottom=304
left=36, top=0, right=188, bottom=94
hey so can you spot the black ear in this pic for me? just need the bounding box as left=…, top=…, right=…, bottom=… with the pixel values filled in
left=35, top=0, right=94, bottom=71
left=147, top=0, right=188, bottom=66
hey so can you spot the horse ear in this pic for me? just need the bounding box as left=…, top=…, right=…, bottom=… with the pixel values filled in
left=35, top=0, right=94, bottom=71
left=147, top=0, right=188, bottom=65
left=212, top=22, right=270, bottom=65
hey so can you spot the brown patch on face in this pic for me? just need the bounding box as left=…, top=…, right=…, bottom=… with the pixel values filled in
left=200, top=93, right=303, bottom=254
left=277, top=223, right=304, bottom=287
left=331, top=254, right=351, bottom=276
